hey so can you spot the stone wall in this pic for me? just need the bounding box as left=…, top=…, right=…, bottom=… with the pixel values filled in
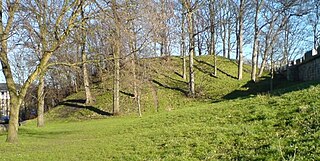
left=298, top=56, right=320, bottom=81
left=287, top=47, right=320, bottom=81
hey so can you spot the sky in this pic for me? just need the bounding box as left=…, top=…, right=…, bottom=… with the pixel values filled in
left=0, top=64, right=5, bottom=83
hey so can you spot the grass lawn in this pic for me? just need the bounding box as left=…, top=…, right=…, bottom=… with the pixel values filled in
left=1, top=83, right=320, bottom=160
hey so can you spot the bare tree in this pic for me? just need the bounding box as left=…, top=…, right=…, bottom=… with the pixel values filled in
left=2, top=0, right=82, bottom=143
left=80, top=0, right=94, bottom=105
left=182, top=0, right=198, bottom=96
left=111, top=0, right=121, bottom=115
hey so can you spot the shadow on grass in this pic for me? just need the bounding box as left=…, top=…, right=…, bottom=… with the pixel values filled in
left=152, top=79, right=188, bottom=95
left=223, top=75, right=320, bottom=100
left=174, top=71, right=183, bottom=78
left=60, top=99, right=112, bottom=116
left=97, top=88, right=134, bottom=97
left=194, top=65, right=217, bottom=78
left=19, top=128, right=76, bottom=139
left=223, top=78, right=271, bottom=100
left=162, top=73, right=188, bottom=85
left=194, top=59, right=237, bottom=79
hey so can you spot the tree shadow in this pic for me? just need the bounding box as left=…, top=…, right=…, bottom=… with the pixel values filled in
left=161, top=73, right=188, bottom=85
left=194, top=65, right=217, bottom=78
left=19, top=128, right=77, bottom=139
left=223, top=79, right=271, bottom=100
left=59, top=99, right=112, bottom=116
left=174, top=71, right=183, bottom=78
left=194, top=59, right=237, bottom=79
left=120, top=91, right=134, bottom=97
left=152, top=79, right=188, bottom=95
left=97, top=88, right=134, bottom=97
left=223, top=75, right=320, bottom=100
left=271, top=80, right=320, bottom=96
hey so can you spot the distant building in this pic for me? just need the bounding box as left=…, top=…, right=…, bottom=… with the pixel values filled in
left=0, top=83, right=10, bottom=118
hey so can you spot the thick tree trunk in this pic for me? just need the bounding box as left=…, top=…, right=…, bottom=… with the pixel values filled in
left=113, top=46, right=120, bottom=115
left=2, top=41, right=21, bottom=143
left=111, top=0, right=120, bottom=115
left=186, top=6, right=195, bottom=96
left=5, top=76, right=21, bottom=143
left=129, top=28, right=141, bottom=117
left=82, top=53, right=93, bottom=105
left=81, top=3, right=93, bottom=105
left=37, top=74, right=45, bottom=127
left=132, top=55, right=141, bottom=117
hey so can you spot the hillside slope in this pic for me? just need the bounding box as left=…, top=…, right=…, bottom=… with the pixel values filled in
left=47, top=55, right=270, bottom=119
left=1, top=81, right=319, bottom=160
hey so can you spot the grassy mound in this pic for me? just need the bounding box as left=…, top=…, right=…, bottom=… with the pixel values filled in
left=46, top=55, right=273, bottom=119
left=1, top=81, right=319, bottom=160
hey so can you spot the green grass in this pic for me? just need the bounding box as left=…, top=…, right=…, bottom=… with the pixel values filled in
left=1, top=83, right=320, bottom=160
left=1, top=55, right=319, bottom=160
left=47, top=55, right=260, bottom=119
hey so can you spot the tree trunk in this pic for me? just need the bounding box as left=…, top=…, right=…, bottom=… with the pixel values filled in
left=314, top=2, right=319, bottom=49
left=227, top=19, right=231, bottom=59
left=238, top=0, right=244, bottom=80
left=132, top=55, right=141, bottom=117
left=236, top=16, right=239, bottom=61
left=82, top=51, right=93, bottom=105
left=151, top=82, right=159, bottom=112
left=219, top=1, right=226, bottom=58
left=252, top=0, right=265, bottom=80
left=81, top=3, right=93, bottom=105
left=185, top=2, right=195, bottom=96
left=129, top=26, right=141, bottom=117
left=251, top=34, right=258, bottom=82
left=0, top=0, right=20, bottom=144
left=209, top=0, right=217, bottom=76
left=37, top=74, right=45, bottom=127
left=5, top=79, right=21, bottom=143
left=197, top=21, right=202, bottom=56
left=222, top=22, right=226, bottom=58
left=111, top=0, right=120, bottom=115
left=283, top=22, right=289, bottom=65
left=181, top=7, right=187, bottom=80
left=258, top=34, right=269, bottom=77
left=270, top=48, right=274, bottom=92
left=209, top=1, right=216, bottom=56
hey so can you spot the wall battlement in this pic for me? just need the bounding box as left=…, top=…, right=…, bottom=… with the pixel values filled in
left=287, top=47, right=320, bottom=81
